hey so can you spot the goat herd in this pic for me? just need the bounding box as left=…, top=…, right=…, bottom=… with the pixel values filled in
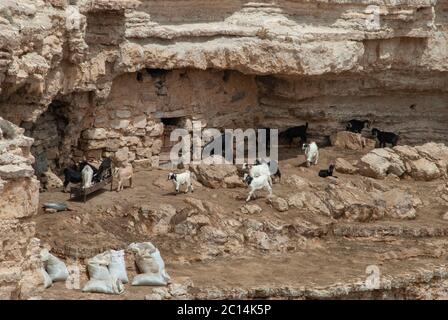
left=61, top=119, right=399, bottom=203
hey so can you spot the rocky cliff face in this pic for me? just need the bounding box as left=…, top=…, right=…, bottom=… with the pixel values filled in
left=1, top=0, right=448, bottom=300
left=0, top=117, right=42, bottom=299
left=0, top=0, right=447, bottom=169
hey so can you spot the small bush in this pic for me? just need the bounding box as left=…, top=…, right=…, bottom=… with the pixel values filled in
left=256, top=27, right=272, bottom=40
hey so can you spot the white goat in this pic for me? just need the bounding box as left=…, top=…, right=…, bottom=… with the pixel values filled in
left=81, top=165, right=93, bottom=189
left=243, top=173, right=272, bottom=202
left=302, top=142, right=319, bottom=167
left=114, top=163, right=133, bottom=192
left=168, top=171, right=193, bottom=194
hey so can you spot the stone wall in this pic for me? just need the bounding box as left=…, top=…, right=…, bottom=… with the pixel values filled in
left=77, top=69, right=258, bottom=164
left=0, top=117, right=42, bottom=299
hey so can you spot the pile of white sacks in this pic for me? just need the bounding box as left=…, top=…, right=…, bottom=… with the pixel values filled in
left=40, top=242, right=171, bottom=295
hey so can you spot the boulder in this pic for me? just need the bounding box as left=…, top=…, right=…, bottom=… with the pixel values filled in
left=151, top=204, right=177, bottom=235
left=409, top=158, right=441, bottom=181
left=269, top=196, right=289, bottom=212
left=223, top=175, right=245, bottom=188
left=393, top=145, right=420, bottom=160
left=42, top=169, right=63, bottom=190
left=381, top=189, right=420, bottom=220
left=287, top=191, right=330, bottom=215
left=245, top=230, right=271, bottom=250
left=0, top=164, right=35, bottom=179
left=335, top=158, right=358, bottom=174
left=240, top=204, right=262, bottom=215
left=174, top=215, right=211, bottom=235
left=357, top=143, right=448, bottom=181
left=198, top=226, right=228, bottom=244
left=358, top=148, right=405, bottom=179
left=285, top=175, right=310, bottom=189
left=190, top=159, right=239, bottom=189
left=330, top=131, right=376, bottom=151
left=415, top=142, right=448, bottom=161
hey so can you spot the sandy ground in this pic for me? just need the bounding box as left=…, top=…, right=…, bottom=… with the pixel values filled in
left=34, top=146, right=448, bottom=299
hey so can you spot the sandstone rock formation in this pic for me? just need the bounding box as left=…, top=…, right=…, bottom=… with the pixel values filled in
left=287, top=176, right=421, bottom=222
left=0, top=0, right=447, bottom=174
left=358, top=143, right=448, bottom=180
left=330, top=131, right=376, bottom=151
left=0, top=117, right=42, bottom=299
left=190, top=159, right=243, bottom=189
left=335, top=157, right=359, bottom=174
left=2, top=0, right=448, bottom=300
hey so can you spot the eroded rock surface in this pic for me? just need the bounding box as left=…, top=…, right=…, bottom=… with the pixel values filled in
left=358, top=143, right=448, bottom=180
left=0, top=117, right=41, bottom=299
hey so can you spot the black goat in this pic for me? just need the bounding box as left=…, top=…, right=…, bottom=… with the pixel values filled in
left=62, top=161, right=98, bottom=192
left=318, top=165, right=336, bottom=178
left=93, top=157, right=112, bottom=183
left=346, top=119, right=370, bottom=133
left=371, top=128, right=399, bottom=148
left=279, top=123, right=308, bottom=147
left=63, top=167, right=81, bottom=192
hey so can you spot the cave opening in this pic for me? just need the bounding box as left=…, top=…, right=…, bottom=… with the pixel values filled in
left=160, top=116, right=187, bottom=161
left=22, top=100, right=70, bottom=178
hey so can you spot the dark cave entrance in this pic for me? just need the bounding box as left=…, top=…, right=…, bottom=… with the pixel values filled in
left=160, top=116, right=187, bottom=156
left=22, top=100, right=70, bottom=177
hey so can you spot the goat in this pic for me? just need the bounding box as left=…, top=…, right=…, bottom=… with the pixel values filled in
left=302, top=142, right=319, bottom=167
left=318, top=165, right=336, bottom=178
left=93, top=157, right=112, bottom=183
left=279, top=123, right=308, bottom=147
left=63, top=167, right=81, bottom=192
left=115, top=163, right=134, bottom=192
left=242, top=162, right=273, bottom=186
left=168, top=171, right=193, bottom=194
left=371, top=128, right=399, bottom=148
left=62, top=161, right=97, bottom=192
left=253, top=158, right=281, bottom=182
left=346, top=119, right=370, bottom=133
left=243, top=173, right=272, bottom=202
left=81, top=165, right=94, bottom=189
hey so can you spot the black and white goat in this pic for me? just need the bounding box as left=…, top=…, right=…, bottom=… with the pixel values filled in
left=254, top=158, right=282, bottom=182
left=63, top=161, right=97, bottom=192
left=371, top=128, right=399, bottom=148
left=346, top=119, right=370, bottom=133
left=279, top=123, right=308, bottom=147
left=243, top=160, right=281, bottom=183
left=243, top=173, right=272, bottom=202
left=168, top=171, right=194, bottom=194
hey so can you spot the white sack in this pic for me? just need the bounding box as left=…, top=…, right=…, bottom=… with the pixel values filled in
left=108, top=250, right=128, bottom=284
left=41, top=249, right=69, bottom=282
left=82, top=276, right=124, bottom=295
